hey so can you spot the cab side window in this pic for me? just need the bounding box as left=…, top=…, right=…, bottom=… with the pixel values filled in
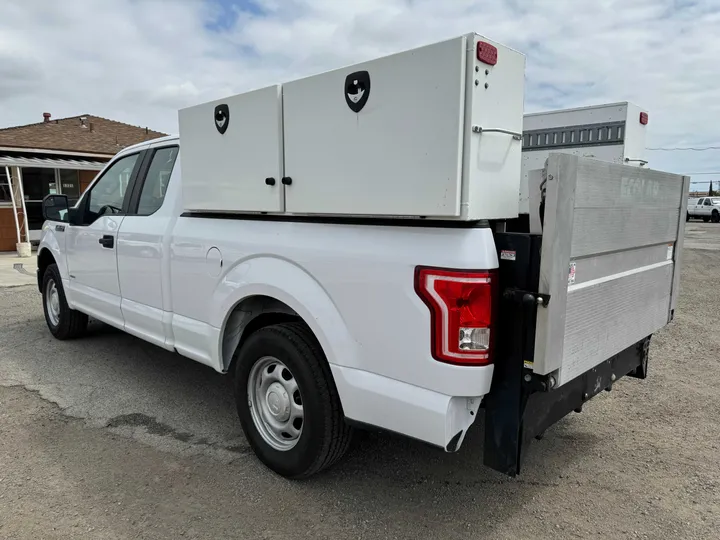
left=136, top=147, right=178, bottom=216
left=85, top=153, right=140, bottom=223
left=705, top=199, right=712, bottom=206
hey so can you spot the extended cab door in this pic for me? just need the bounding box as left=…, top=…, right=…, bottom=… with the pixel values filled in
left=65, top=150, right=146, bottom=327
left=116, top=144, right=180, bottom=348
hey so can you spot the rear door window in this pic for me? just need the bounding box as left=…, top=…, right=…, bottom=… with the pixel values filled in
left=135, top=146, right=178, bottom=216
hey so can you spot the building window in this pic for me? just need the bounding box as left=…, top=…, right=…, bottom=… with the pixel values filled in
left=58, top=170, right=80, bottom=202
left=0, top=168, right=11, bottom=204
left=21, top=168, right=56, bottom=202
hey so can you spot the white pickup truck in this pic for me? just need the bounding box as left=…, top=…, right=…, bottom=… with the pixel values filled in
left=37, top=33, right=689, bottom=479
left=687, top=196, right=720, bottom=222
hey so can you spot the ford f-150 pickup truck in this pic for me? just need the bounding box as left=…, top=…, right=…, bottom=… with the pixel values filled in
left=36, top=33, right=689, bottom=479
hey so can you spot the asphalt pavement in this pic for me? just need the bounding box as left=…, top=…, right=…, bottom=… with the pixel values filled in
left=1, top=223, right=718, bottom=539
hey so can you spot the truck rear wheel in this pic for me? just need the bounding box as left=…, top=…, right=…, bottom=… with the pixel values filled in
left=233, top=322, right=353, bottom=478
left=712, top=210, right=720, bottom=223
left=41, top=264, right=88, bottom=340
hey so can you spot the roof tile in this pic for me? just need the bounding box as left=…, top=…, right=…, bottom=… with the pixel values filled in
left=0, top=114, right=167, bottom=155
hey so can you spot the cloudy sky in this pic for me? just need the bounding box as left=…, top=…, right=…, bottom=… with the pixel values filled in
left=1, top=0, right=719, bottom=187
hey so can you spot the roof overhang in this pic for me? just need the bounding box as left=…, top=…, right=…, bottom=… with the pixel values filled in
left=0, top=145, right=114, bottom=159
left=0, top=155, right=105, bottom=171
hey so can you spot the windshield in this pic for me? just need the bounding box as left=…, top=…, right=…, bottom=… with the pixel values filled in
left=713, top=198, right=720, bottom=205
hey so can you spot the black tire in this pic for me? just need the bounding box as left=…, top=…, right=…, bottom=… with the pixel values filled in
left=234, top=322, right=353, bottom=479
left=712, top=210, right=720, bottom=223
left=703, top=217, right=710, bottom=223
left=686, top=212, right=690, bottom=222
left=41, top=263, right=88, bottom=340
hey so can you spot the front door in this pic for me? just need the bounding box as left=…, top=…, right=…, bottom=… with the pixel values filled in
left=66, top=151, right=144, bottom=327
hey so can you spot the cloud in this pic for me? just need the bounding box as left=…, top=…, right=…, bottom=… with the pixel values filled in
left=0, top=0, right=719, bottom=181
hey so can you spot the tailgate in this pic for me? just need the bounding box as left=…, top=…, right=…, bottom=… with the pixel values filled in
left=532, top=153, right=690, bottom=385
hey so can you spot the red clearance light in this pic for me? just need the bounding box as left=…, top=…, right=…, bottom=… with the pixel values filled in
left=477, top=41, right=498, bottom=66
left=640, top=112, right=649, bottom=125
left=415, top=267, right=496, bottom=366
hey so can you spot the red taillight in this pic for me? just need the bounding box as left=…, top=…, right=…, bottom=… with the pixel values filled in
left=476, top=41, right=498, bottom=66
left=415, top=267, right=496, bottom=366
left=640, top=112, right=649, bottom=125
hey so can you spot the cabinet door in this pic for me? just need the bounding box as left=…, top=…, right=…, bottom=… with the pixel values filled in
left=282, top=37, right=467, bottom=217
left=179, top=85, right=284, bottom=213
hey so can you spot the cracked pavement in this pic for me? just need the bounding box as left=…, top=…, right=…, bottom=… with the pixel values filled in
left=1, top=224, right=719, bottom=539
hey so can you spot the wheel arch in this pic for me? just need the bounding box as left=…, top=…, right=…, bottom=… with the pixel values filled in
left=220, top=295, right=303, bottom=374
left=36, top=247, right=57, bottom=292
left=213, top=256, right=361, bottom=377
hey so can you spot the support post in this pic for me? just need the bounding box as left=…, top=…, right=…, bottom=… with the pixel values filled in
left=7, top=166, right=31, bottom=257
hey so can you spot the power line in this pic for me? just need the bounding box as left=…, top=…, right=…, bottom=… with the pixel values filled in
left=647, top=146, right=720, bottom=151
left=684, top=171, right=720, bottom=175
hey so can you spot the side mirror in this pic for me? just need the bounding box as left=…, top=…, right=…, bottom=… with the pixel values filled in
left=42, top=194, right=70, bottom=222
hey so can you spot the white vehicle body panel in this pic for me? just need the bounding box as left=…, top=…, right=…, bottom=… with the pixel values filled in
left=65, top=214, right=126, bottom=327
left=40, top=136, right=496, bottom=450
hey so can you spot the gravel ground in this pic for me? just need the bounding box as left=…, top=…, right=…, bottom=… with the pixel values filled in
left=0, top=222, right=719, bottom=539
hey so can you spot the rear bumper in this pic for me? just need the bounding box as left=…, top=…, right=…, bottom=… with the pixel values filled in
left=330, top=364, right=486, bottom=451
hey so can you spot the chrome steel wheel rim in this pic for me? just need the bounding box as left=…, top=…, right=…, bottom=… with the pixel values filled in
left=46, top=279, right=61, bottom=327
left=247, top=356, right=304, bottom=451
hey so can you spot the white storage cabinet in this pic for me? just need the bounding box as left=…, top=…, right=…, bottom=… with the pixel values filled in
left=179, top=33, right=526, bottom=220
left=179, top=85, right=285, bottom=213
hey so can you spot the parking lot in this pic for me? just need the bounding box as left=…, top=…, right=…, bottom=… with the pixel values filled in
left=0, top=222, right=718, bottom=539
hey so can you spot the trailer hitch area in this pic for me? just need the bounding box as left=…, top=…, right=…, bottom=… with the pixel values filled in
left=503, top=288, right=551, bottom=308
left=522, top=370, right=553, bottom=393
